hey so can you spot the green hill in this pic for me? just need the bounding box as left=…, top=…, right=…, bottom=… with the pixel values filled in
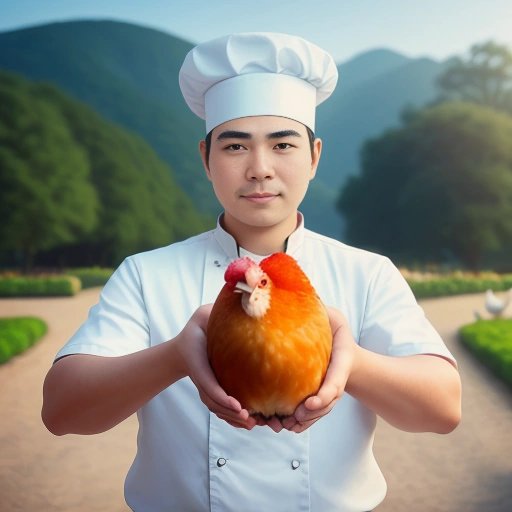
left=311, top=50, right=448, bottom=237
left=0, top=20, right=449, bottom=239
left=0, top=20, right=217, bottom=215
left=0, top=70, right=210, bottom=268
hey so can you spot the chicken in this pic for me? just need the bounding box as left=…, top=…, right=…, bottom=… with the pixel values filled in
left=207, top=253, right=332, bottom=418
left=485, top=288, right=512, bottom=317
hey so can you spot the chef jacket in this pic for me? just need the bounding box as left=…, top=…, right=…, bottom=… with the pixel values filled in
left=56, top=214, right=455, bottom=512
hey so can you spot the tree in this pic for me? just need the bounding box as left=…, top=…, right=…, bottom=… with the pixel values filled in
left=0, top=71, right=211, bottom=269
left=36, top=84, right=209, bottom=265
left=338, top=102, right=512, bottom=269
left=437, top=41, right=512, bottom=114
left=0, top=73, right=98, bottom=270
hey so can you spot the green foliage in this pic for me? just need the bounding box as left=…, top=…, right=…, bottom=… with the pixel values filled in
left=36, top=81, right=210, bottom=264
left=66, top=267, right=113, bottom=288
left=0, top=20, right=218, bottom=215
left=0, top=20, right=456, bottom=239
left=338, top=102, right=512, bottom=269
left=0, top=70, right=212, bottom=268
left=0, top=275, right=81, bottom=297
left=0, top=72, right=98, bottom=269
left=0, top=317, right=48, bottom=364
left=437, top=41, right=512, bottom=115
left=405, top=271, right=512, bottom=298
left=459, top=319, right=512, bottom=387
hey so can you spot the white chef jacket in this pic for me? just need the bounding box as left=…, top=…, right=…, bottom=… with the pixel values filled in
left=56, top=214, right=455, bottom=512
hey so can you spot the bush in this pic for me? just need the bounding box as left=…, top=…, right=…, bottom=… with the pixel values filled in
left=65, top=267, right=113, bottom=288
left=0, top=317, right=48, bottom=364
left=459, top=319, right=512, bottom=387
left=403, top=270, right=512, bottom=299
left=0, top=275, right=81, bottom=297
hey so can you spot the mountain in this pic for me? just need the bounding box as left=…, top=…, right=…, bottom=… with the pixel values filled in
left=307, top=50, right=449, bottom=237
left=317, top=50, right=449, bottom=184
left=0, top=20, right=217, bottom=214
left=0, top=20, right=449, bottom=238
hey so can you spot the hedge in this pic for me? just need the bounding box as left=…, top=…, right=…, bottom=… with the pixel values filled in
left=0, top=275, right=81, bottom=297
left=404, top=272, right=512, bottom=299
left=66, top=267, right=113, bottom=288
left=0, top=317, right=48, bottom=364
left=459, top=319, right=512, bottom=387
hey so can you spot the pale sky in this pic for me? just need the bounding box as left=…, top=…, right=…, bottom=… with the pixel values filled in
left=1, top=0, right=511, bottom=63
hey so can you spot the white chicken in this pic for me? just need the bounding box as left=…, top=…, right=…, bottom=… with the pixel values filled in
left=484, top=289, right=512, bottom=317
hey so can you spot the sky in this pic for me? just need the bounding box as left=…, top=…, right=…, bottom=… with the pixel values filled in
left=1, top=0, right=511, bottom=63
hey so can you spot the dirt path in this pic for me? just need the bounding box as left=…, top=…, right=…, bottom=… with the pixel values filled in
left=374, top=294, right=512, bottom=512
left=0, top=289, right=136, bottom=512
left=1, top=290, right=511, bottom=511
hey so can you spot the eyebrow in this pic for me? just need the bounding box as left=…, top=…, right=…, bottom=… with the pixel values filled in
left=216, top=129, right=302, bottom=141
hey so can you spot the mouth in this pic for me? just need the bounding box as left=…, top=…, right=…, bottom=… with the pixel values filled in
left=242, top=192, right=279, bottom=204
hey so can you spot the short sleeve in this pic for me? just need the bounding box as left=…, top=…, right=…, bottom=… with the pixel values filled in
left=55, top=257, right=150, bottom=359
left=359, top=258, right=455, bottom=364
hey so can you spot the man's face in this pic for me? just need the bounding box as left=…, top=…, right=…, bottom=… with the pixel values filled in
left=200, top=115, right=321, bottom=240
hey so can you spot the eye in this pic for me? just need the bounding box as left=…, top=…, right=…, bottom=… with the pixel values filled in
left=225, top=143, right=245, bottom=151
left=258, top=278, right=268, bottom=288
left=274, top=142, right=293, bottom=150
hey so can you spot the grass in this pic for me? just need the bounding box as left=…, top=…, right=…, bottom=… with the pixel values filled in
left=0, top=317, right=48, bottom=364
left=459, top=318, right=512, bottom=387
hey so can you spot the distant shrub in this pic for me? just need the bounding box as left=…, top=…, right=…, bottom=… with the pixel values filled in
left=0, top=275, right=81, bottom=297
left=403, top=270, right=512, bottom=299
left=459, top=319, right=512, bottom=387
left=66, top=267, right=113, bottom=288
left=0, top=317, right=48, bottom=364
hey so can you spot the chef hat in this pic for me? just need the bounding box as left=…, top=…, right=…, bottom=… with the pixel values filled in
left=179, top=32, right=338, bottom=133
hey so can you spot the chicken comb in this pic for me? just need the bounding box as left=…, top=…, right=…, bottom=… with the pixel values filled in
left=224, top=256, right=256, bottom=286
left=260, top=253, right=314, bottom=293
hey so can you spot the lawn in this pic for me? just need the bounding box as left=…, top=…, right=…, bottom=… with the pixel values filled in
left=459, top=318, right=512, bottom=387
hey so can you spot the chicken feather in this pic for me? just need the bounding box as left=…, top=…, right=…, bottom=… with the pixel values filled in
left=207, top=253, right=332, bottom=418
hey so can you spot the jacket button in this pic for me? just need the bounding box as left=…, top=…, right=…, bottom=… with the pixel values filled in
left=291, top=459, right=300, bottom=470
left=217, top=457, right=227, bottom=467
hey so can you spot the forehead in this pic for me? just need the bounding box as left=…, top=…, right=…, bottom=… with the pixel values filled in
left=211, top=115, right=307, bottom=138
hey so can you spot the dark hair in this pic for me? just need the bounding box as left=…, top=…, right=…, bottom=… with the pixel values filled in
left=204, top=124, right=316, bottom=163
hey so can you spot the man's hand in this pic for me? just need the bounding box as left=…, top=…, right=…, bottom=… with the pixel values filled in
left=173, top=304, right=257, bottom=430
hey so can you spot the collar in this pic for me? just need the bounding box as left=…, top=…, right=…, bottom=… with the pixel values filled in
left=212, top=212, right=305, bottom=263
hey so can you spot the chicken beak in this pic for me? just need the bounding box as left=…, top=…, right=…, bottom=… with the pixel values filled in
left=234, top=281, right=254, bottom=294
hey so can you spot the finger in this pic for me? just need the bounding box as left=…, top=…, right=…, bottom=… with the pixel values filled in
left=266, top=416, right=284, bottom=433
left=302, top=334, right=350, bottom=412
left=215, top=411, right=257, bottom=430
left=303, top=382, right=342, bottom=412
left=190, top=346, right=243, bottom=413
left=195, top=378, right=243, bottom=413
left=291, top=418, right=318, bottom=433
left=195, top=303, right=214, bottom=329
left=281, top=415, right=298, bottom=430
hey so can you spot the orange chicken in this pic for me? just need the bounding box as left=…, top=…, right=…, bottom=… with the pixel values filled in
left=207, top=253, right=332, bottom=418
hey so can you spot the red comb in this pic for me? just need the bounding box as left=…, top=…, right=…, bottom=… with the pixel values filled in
left=224, top=257, right=256, bottom=286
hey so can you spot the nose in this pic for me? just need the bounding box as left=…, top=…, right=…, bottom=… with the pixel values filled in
left=246, top=148, right=275, bottom=181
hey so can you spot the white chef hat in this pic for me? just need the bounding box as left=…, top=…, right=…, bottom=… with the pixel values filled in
left=179, top=32, right=338, bottom=133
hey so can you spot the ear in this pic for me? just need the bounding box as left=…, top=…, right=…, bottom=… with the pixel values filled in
left=199, top=140, right=212, bottom=181
left=309, top=138, right=322, bottom=180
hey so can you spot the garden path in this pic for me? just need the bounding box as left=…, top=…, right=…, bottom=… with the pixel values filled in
left=0, top=289, right=511, bottom=511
